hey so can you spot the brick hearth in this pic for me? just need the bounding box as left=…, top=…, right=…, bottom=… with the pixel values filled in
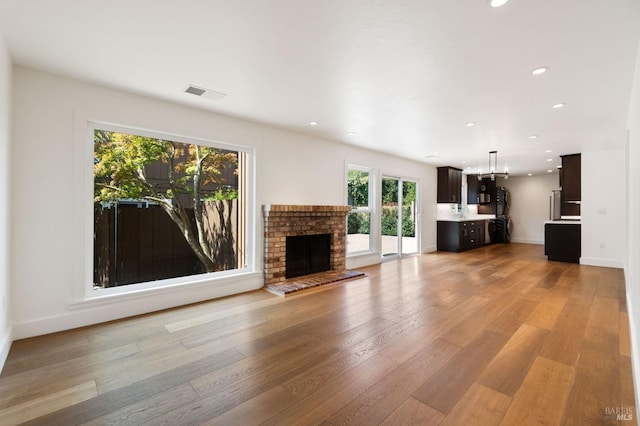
left=262, top=204, right=351, bottom=286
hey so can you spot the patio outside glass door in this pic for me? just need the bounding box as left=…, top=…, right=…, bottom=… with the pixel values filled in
left=381, top=177, right=418, bottom=258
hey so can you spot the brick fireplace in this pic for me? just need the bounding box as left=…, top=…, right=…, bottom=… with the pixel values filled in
left=262, top=204, right=351, bottom=286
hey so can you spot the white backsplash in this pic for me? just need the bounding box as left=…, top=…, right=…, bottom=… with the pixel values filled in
left=437, top=203, right=473, bottom=220
left=437, top=203, right=495, bottom=220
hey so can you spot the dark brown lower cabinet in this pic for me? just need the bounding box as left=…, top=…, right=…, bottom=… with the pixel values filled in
left=437, top=220, right=486, bottom=252
left=545, top=223, right=581, bottom=263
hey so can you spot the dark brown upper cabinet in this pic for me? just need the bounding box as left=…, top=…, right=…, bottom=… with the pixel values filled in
left=560, top=153, right=581, bottom=216
left=477, top=178, right=497, bottom=215
left=437, top=166, right=462, bottom=203
left=467, top=175, right=479, bottom=204
left=467, top=175, right=495, bottom=208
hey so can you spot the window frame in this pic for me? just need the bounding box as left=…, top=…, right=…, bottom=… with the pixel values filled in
left=346, top=163, right=377, bottom=256
left=82, top=120, right=256, bottom=301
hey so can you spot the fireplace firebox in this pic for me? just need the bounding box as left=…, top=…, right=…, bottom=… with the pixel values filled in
left=286, top=234, right=331, bottom=278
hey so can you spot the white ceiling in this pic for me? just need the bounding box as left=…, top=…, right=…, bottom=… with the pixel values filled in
left=1, top=0, right=639, bottom=176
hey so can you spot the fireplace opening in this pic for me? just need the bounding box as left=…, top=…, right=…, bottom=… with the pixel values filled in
left=286, top=234, right=331, bottom=279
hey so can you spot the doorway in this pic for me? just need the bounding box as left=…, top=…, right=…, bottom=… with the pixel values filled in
left=381, top=177, right=419, bottom=259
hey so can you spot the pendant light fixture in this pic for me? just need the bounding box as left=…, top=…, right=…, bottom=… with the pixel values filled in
left=477, top=150, right=509, bottom=181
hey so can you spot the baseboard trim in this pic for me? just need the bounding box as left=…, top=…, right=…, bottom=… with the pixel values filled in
left=580, top=257, right=625, bottom=269
left=510, top=238, right=543, bottom=245
left=0, top=326, right=13, bottom=374
left=626, top=289, right=640, bottom=413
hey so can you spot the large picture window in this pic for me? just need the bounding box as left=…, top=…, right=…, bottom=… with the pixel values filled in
left=346, top=165, right=374, bottom=254
left=92, top=126, right=249, bottom=290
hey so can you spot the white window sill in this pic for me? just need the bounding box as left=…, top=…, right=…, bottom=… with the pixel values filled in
left=69, top=270, right=261, bottom=310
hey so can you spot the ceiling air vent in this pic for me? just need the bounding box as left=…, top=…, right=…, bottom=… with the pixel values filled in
left=184, top=85, right=227, bottom=101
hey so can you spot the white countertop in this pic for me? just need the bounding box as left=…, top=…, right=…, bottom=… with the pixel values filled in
left=438, top=215, right=496, bottom=222
left=544, top=220, right=582, bottom=225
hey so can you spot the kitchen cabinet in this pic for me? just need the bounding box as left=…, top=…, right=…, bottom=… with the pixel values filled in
left=468, top=176, right=495, bottom=205
left=560, top=153, right=581, bottom=216
left=437, top=220, right=486, bottom=252
left=477, top=178, right=497, bottom=215
left=470, top=221, right=485, bottom=247
left=545, top=222, right=581, bottom=263
left=467, top=175, right=479, bottom=204
left=437, top=166, right=462, bottom=203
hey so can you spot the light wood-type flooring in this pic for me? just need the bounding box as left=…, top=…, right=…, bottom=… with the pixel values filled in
left=0, top=243, right=635, bottom=425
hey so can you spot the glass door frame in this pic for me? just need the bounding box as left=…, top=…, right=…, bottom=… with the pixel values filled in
left=380, top=175, right=419, bottom=260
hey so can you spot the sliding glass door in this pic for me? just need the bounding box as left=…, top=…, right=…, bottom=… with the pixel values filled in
left=381, top=177, right=418, bottom=259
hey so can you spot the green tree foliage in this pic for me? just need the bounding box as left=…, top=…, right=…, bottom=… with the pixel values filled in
left=382, top=179, right=397, bottom=204
left=347, top=169, right=369, bottom=208
left=347, top=211, right=370, bottom=235
left=94, top=130, right=238, bottom=272
left=403, top=181, right=416, bottom=204
left=380, top=207, right=415, bottom=237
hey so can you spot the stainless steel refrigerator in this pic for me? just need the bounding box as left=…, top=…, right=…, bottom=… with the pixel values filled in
left=549, top=190, right=561, bottom=220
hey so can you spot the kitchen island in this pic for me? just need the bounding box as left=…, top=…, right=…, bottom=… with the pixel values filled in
left=544, top=220, right=581, bottom=263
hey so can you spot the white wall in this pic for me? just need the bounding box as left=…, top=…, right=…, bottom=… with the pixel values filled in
left=9, top=67, right=437, bottom=340
left=626, top=37, right=640, bottom=412
left=0, top=32, right=12, bottom=371
left=502, top=173, right=558, bottom=245
left=581, top=148, right=626, bottom=268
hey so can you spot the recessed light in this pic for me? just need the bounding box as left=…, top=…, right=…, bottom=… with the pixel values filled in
left=547, top=169, right=553, bottom=173
left=552, top=103, right=565, bottom=109
left=489, top=0, right=509, bottom=7
left=531, top=67, right=549, bottom=75
left=347, top=132, right=355, bottom=136
left=545, top=149, right=552, bottom=153
left=309, top=121, right=319, bottom=126
left=529, top=135, right=538, bottom=139
left=547, top=158, right=553, bottom=162
left=466, top=122, right=476, bottom=127
left=528, top=173, right=533, bottom=176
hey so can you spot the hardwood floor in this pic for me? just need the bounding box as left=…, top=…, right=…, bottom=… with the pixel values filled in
left=0, top=243, right=635, bottom=425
